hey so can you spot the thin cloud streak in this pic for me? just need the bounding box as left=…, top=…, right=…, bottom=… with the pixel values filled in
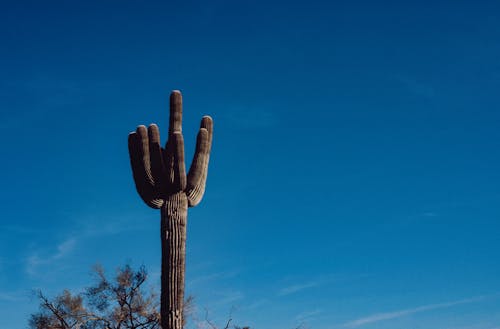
left=0, top=292, right=27, bottom=302
left=295, top=309, right=323, bottom=322
left=26, top=238, right=76, bottom=275
left=187, top=269, right=240, bottom=287
left=343, top=296, right=487, bottom=327
left=278, top=280, right=322, bottom=296
left=277, top=274, right=367, bottom=297
left=209, top=290, right=244, bottom=308
left=422, top=212, right=438, bottom=217
left=23, top=213, right=155, bottom=277
left=242, top=298, right=270, bottom=311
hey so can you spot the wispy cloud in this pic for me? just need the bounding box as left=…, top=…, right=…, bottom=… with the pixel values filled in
left=54, top=238, right=76, bottom=259
left=0, top=291, right=27, bottom=302
left=278, top=280, right=322, bottom=296
left=217, top=291, right=244, bottom=306
left=26, top=237, right=76, bottom=276
left=205, top=290, right=244, bottom=309
left=187, top=269, right=240, bottom=287
left=277, top=274, right=368, bottom=297
left=241, top=298, right=270, bottom=311
left=422, top=212, right=438, bottom=217
left=445, top=324, right=500, bottom=329
left=295, top=309, right=323, bottom=322
left=76, top=213, right=154, bottom=238
left=343, top=295, right=487, bottom=328
left=22, top=212, right=155, bottom=277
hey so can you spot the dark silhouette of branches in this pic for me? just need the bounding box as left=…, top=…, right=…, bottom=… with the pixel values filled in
left=30, top=265, right=160, bottom=329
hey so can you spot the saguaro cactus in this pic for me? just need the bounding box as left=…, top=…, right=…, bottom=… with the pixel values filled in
left=128, top=90, right=213, bottom=329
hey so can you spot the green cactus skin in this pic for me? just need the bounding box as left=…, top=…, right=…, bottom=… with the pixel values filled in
left=128, top=90, right=213, bottom=329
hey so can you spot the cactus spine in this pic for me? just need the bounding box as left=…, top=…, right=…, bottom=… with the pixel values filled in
left=128, top=90, right=213, bottom=329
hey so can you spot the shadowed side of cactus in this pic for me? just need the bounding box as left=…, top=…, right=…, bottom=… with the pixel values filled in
left=128, top=90, right=213, bottom=329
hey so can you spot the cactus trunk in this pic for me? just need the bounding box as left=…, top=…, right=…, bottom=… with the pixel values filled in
left=128, top=90, right=213, bottom=329
left=161, top=193, right=188, bottom=329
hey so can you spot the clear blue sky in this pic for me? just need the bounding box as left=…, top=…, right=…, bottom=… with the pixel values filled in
left=1, top=1, right=500, bottom=328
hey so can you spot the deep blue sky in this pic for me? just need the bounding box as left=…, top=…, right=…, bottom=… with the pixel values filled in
left=1, top=1, right=500, bottom=328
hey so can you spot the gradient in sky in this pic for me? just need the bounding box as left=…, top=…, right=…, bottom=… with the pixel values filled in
left=1, top=1, right=500, bottom=328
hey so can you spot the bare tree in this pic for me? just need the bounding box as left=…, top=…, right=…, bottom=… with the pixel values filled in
left=30, top=265, right=161, bottom=329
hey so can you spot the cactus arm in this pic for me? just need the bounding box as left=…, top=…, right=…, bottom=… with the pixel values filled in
left=171, top=132, right=187, bottom=192
left=162, top=90, right=184, bottom=193
left=147, top=124, right=168, bottom=199
left=169, top=91, right=183, bottom=134
left=186, top=116, right=213, bottom=207
left=163, top=138, right=175, bottom=189
left=128, top=127, right=164, bottom=209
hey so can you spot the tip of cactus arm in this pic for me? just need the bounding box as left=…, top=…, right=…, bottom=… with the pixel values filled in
left=202, top=115, right=213, bottom=124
